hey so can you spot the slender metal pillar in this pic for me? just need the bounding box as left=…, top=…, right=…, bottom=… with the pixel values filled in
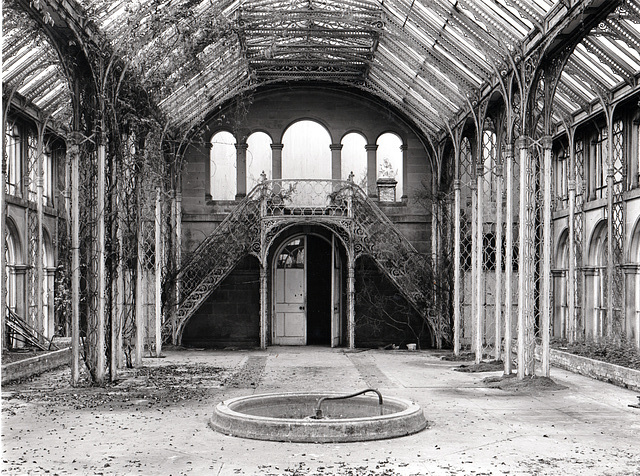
left=259, top=260, right=268, bottom=349
left=567, top=136, right=576, bottom=343
left=347, top=253, right=356, bottom=349
left=135, top=201, right=145, bottom=365
left=36, top=127, right=44, bottom=338
left=154, top=188, right=162, bottom=357
left=453, top=179, right=462, bottom=356
left=517, top=136, right=530, bottom=378
left=606, top=116, right=614, bottom=339
left=70, top=140, right=80, bottom=385
left=470, top=179, right=478, bottom=355
left=475, top=163, right=484, bottom=364
left=541, top=136, right=553, bottom=377
left=96, top=137, right=107, bottom=384
left=504, top=144, right=514, bottom=374
left=495, top=163, right=504, bottom=361
left=174, top=187, right=182, bottom=345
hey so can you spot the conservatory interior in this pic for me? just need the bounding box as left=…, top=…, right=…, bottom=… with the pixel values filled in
left=3, top=0, right=640, bottom=386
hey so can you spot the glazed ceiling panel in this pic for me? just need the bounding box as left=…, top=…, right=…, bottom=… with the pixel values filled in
left=2, top=8, right=72, bottom=124
left=3, top=0, right=639, bottom=137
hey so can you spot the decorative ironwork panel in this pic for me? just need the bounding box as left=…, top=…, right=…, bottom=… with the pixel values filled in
left=169, top=178, right=449, bottom=345
left=25, top=131, right=40, bottom=333
left=611, top=119, right=625, bottom=335
left=574, top=139, right=585, bottom=338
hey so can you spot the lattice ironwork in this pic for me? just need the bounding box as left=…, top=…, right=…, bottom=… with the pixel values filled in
left=458, top=137, right=474, bottom=347
left=78, top=142, right=101, bottom=380
left=573, top=138, right=585, bottom=340
left=611, top=118, right=625, bottom=336
left=478, top=125, right=500, bottom=359
left=25, top=130, right=40, bottom=336
left=350, top=185, right=449, bottom=345
left=240, top=0, right=383, bottom=82
left=169, top=178, right=449, bottom=345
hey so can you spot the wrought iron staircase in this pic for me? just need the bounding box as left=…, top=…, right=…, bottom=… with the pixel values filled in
left=166, top=179, right=440, bottom=343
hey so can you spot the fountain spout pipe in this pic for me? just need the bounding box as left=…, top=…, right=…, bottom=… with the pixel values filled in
left=314, top=389, right=383, bottom=419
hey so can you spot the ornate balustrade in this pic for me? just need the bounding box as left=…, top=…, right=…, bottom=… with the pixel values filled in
left=166, top=178, right=443, bottom=345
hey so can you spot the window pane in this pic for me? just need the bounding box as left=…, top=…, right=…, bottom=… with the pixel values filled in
left=247, top=131, right=272, bottom=191
left=376, top=132, right=403, bottom=201
left=210, top=131, right=236, bottom=200
left=282, top=120, right=331, bottom=179
left=341, top=132, right=367, bottom=189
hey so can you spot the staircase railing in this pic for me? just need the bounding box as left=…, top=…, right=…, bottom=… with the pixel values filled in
left=349, top=186, right=438, bottom=325
left=168, top=178, right=441, bottom=343
left=5, top=307, right=58, bottom=351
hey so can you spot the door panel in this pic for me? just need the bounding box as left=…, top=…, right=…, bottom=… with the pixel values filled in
left=274, top=238, right=306, bottom=345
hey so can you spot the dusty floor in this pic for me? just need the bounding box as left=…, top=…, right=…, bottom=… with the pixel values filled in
left=2, top=347, right=640, bottom=475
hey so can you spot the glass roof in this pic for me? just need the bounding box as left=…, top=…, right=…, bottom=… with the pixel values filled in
left=3, top=0, right=640, bottom=138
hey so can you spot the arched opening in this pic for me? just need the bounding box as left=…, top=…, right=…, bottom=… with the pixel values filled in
left=5, top=219, right=22, bottom=348
left=282, top=120, right=332, bottom=179
left=586, top=222, right=608, bottom=340
left=247, top=131, right=272, bottom=190
left=210, top=130, right=237, bottom=200
left=270, top=226, right=345, bottom=347
left=628, top=219, right=640, bottom=348
left=376, top=132, right=403, bottom=201
left=341, top=132, right=367, bottom=188
left=553, top=229, right=569, bottom=339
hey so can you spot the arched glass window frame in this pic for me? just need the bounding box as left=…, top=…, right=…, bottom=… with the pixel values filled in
left=209, top=130, right=237, bottom=201
left=376, top=132, right=403, bottom=202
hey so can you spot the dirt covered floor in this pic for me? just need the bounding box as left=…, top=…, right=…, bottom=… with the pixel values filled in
left=2, top=347, right=639, bottom=475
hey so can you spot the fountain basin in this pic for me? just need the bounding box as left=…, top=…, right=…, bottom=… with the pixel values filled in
left=209, top=392, right=427, bottom=443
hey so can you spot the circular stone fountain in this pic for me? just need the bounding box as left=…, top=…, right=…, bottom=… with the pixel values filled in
left=209, top=392, right=427, bottom=443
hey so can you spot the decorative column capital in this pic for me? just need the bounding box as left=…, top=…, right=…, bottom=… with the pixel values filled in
left=330, top=143, right=343, bottom=151
left=453, top=179, right=461, bottom=190
left=235, top=143, right=248, bottom=151
left=515, top=136, right=528, bottom=149
left=400, top=144, right=408, bottom=151
left=568, top=179, right=576, bottom=192
left=541, top=136, right=553, bottom=150
left=504, top=143, right=514, bottom=157
left=271, top=143, right=284, bottom=151
left=365, top=144, right=378, bottom=152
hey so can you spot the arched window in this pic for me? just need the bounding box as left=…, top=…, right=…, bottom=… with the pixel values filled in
left=341, top=132, right=367, bottom=188
left=5, top=227, right=18, bottom=316
left=247, top=132, right=272, bottom=191
left=376, top=132, right=403, bottom=201
left=5, top=123, right=22, bottom=197
left=553, top=230, right=570, bottom=339
left=586, top=223, right=608, bottom=340
left=42, top=229, right=54, bottom=338
left=210, top=131, right=237, bottom=200
left=282, top=120, right=331, bottom=179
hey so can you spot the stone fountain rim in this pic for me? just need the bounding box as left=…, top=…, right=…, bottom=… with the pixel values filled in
left=209, top=391, right=428, bottom=443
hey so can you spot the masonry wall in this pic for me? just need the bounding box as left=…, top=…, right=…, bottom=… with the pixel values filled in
left=181, top=85, right=432, bottom=255
left=181, top=257, right=260, bottom=348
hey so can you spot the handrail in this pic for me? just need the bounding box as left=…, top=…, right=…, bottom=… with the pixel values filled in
left=313, top=388, right=383, bottom=419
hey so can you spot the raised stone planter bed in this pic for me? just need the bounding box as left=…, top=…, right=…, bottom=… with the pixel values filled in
left=2, top=347, right=71, bottom=384
left=537, top=347, right=640, bottom=391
